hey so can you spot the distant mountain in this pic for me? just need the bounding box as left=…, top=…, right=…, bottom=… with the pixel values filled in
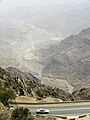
left=35, top=27, right=90, bottom=91
left=0, top=20, right=90, bottom=92
left=0, top=6, right=50, bottom=22
left=32, top=4, right=90, bottom=35
left=34, top=6, right=90, bottom=35
left=0, top=3, right=90, bottom=36
left=0, top=20, right=58, bottom=72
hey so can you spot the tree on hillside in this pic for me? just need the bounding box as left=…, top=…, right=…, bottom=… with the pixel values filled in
left=11, top=107, right=33, bottom=120
left=0, top=89, right=16, bottom=106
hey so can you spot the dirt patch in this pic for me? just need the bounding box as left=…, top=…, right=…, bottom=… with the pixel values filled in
left=15, top=96, right=36, bottom=103
left=35, top=115, right=57, bottom=120
left=15, top=96, right=63, bottom=103
left=38, top=97, right=63, bottom=103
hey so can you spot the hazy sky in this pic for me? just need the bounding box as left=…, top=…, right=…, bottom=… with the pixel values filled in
left=0, top=0, right=89, bottom=11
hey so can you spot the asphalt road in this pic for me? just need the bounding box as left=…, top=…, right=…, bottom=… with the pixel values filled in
left=12, top=103, right=90, bottom=115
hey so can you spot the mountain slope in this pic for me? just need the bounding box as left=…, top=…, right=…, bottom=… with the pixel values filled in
left=73, top=87, right=90, bottom=100
left=35, top=27, right=90, bottom=91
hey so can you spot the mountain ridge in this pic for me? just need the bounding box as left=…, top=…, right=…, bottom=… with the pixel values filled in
left=35, top=27, right=90, bottom=91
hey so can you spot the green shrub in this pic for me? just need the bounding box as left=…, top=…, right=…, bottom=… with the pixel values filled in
left=11, top=107, right=30, bottom=120
left=0, top=89, right=16, bottom=106
left=36, top=88, right=44, bottom=98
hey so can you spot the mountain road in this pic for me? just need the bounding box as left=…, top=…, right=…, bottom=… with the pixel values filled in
left=12, top=102, right=90, bottom=115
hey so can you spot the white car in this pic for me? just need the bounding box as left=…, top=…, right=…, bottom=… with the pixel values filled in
left=36, top=108, right=49, bottom=114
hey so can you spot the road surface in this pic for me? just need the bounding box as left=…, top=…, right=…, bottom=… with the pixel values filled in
left=12, top=103, right=90, bottom=115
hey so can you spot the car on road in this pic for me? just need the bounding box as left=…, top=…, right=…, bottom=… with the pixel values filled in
left=36, top=108, right=49, bottom=114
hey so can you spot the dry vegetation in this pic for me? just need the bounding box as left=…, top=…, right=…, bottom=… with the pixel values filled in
left=0, top=67, right=72, bottom=103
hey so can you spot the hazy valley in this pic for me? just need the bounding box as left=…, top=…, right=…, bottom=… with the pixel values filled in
left=0, top=20, right=90, bottom=93
left=0, top=1, right=90, bottom=119
left=0, top=0, right=90, bottom=94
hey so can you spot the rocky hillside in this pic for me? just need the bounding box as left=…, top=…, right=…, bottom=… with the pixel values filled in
left=6, top=67, right=40, bottom=83
left=0, top=67, right=72, bottom=101
left=73, top=87, right=90, bottom=101
left=0, top=66, right=90, bottom=102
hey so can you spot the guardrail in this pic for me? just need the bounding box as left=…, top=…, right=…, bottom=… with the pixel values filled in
left=10, top=100, right=90, bottom=105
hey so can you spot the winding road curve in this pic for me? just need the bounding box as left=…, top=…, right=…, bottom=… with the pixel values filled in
left=12, top=102, right=90, bottom=115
